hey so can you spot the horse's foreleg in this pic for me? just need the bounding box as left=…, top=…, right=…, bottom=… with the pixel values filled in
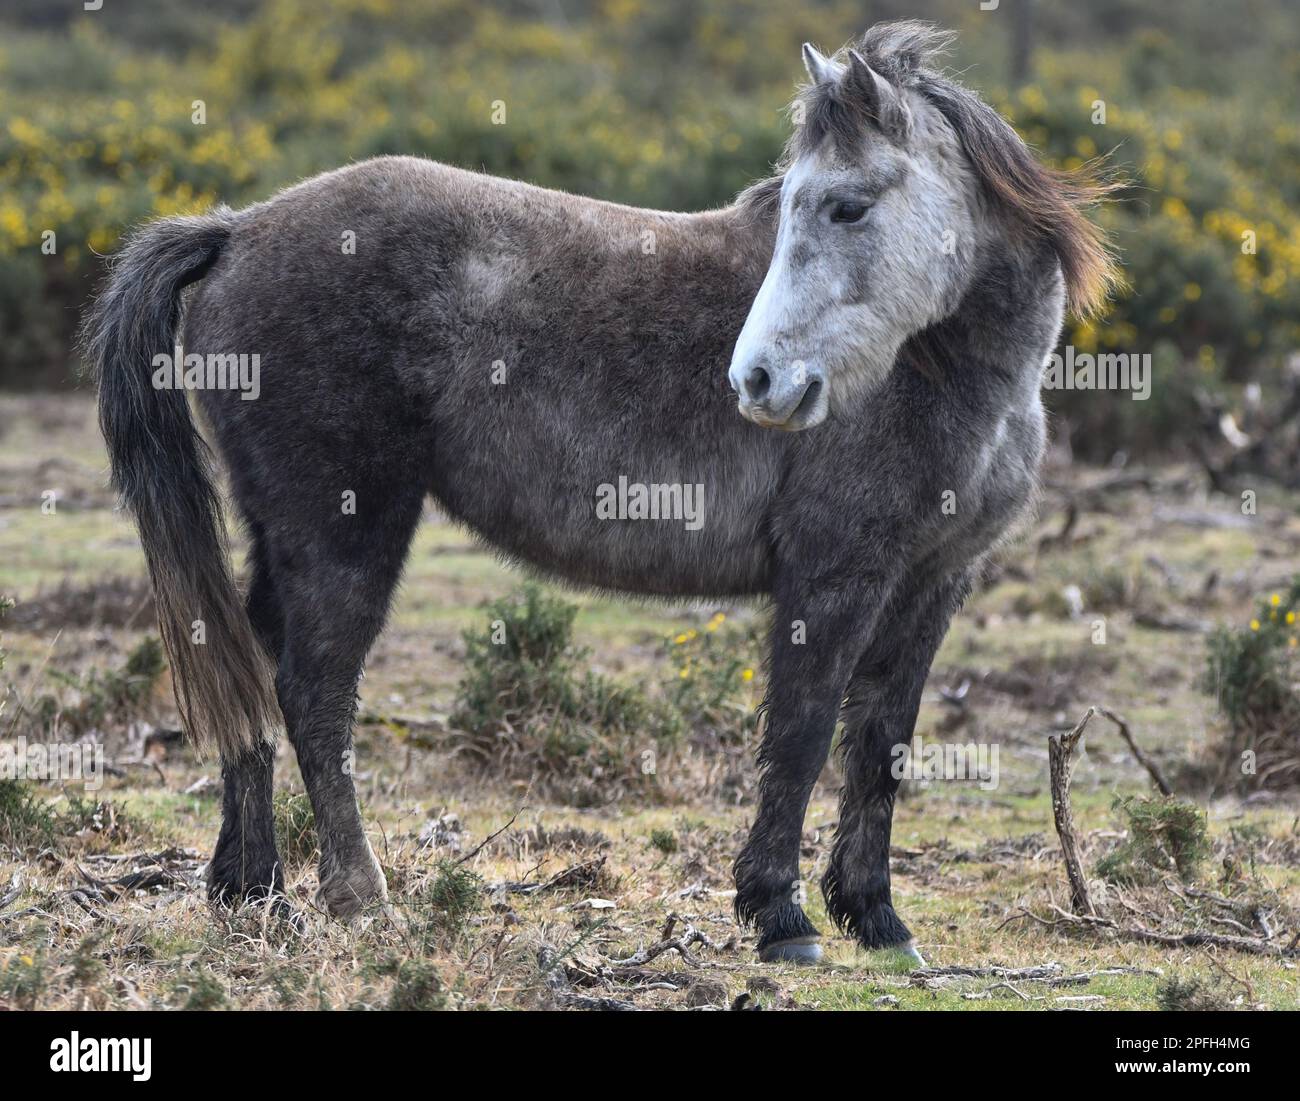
left=734, top=579, right=886, bottom=963
left=821, top=573, right=969, bottom=962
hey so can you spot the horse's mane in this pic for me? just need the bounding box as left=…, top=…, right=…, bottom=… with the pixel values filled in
left=738, top=21, right=1120, bottom=318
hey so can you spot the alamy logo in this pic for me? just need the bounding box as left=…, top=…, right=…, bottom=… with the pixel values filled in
left=152, top=343, right=260, bottom=400
left=595, top=476, right=705, bottom=531
left=0, top=737, right=103, bottom=791
left=1043, top=346, right=1151, bottom=401
left=50, top=1033, right=151, bottom=1081
left=891, top=735, right=999, bottom=790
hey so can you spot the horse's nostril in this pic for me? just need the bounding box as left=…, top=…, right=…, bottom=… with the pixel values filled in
left=743, top=365, right=771, bottom=402
left=793, top=377, right=823, bottom=419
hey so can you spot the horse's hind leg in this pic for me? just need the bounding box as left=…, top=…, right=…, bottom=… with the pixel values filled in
left=269, top=484, right=424, bottom=919
left=821, top=573, right=970, bottom=962
left=208, top=535, right=285, bottom=906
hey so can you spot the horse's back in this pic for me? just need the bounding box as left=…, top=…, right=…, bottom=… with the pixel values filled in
left=185, top=156, right=786, bottom=598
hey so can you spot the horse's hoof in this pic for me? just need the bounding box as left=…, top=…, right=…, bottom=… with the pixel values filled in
left=900, top=940, right=926, bottom=967
left=859, top=940, right=926, bottom=972
left=317, top=849, right=388, bottom=919
left=759, top=936, right=823, bottom=965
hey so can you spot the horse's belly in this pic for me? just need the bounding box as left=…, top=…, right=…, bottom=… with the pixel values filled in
left=428, top=435, right=776, bottom=598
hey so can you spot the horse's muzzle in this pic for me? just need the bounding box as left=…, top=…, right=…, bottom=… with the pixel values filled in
left=729, top=355, right=829, bottom=431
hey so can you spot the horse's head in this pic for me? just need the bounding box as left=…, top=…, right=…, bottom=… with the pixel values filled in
left=729, top=22, right=1115, bottom=431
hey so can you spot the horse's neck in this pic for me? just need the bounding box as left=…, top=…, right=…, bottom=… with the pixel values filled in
left=924, top=242, right=1065, bottom=406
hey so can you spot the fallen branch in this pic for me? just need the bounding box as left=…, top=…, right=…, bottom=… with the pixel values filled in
left=911, top=962, right=1157, bottom=989
left=537, top=946, right=640, bottom=1011
left=552, top=992, right=640, bottom=1011
left=1116, top=924, right=1294, bottom=958
left=1019, top=903, right=1299, bottom=959
left=608, top=912, right=734, bottom=968
left=487, top=855, right=605, bottom=895
left=913, top=963, right=1066, bottom=981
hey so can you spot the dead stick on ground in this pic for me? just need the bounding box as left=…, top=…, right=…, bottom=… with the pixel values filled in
left=1049, top=708, right=1096, bottom=915
left=1042, top=903, right=1296, bottom=958
left=609, top=913, right=734, bottom=968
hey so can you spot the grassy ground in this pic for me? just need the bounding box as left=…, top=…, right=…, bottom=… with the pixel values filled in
left=1, top=393, right=1299, bottom=1011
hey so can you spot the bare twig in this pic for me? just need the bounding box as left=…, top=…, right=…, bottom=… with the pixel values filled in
left=1048, top=709, right=1095, bottom=915
left=1024, top=903, right=1297, bottom=959
left=1094, top=706, right=1172, bottom=795
left=455, top=806, right=525, bottom=866
left=608, top=913, right=734, bottom=968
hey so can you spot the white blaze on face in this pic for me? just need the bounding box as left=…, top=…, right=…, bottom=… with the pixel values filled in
left=729, top=157, right=817, bottom=383
left=727, top=157, right=833, bottom=430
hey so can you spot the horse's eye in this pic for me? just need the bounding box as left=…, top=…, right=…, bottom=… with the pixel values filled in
left=830, top=201, right=869, bottom=224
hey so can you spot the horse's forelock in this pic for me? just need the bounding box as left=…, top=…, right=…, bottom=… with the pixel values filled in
left=854, top=20, right=957, bottom=81
left=786, top=21, right=954, bottom=161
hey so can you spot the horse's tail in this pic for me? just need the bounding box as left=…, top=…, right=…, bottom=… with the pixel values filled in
left=80, top=208, right=279, bottom=758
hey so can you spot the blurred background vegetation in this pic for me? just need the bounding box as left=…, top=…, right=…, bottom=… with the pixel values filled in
left=1, top=0, right=1298, bottom=460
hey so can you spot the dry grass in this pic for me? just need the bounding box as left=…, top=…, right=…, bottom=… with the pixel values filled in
left=3, top=394, right=1300, bottom=1011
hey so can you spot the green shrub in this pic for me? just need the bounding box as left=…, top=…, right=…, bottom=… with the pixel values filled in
left=450, top=583, right=680, bottom=798
left=0, top=945, right=46, bottom=1009
left=663, top=612, right=762, bottom=746
left=1096, top=794, right=1211, bottom=885
left=416, top=859, right=483, bottom=950
left=1206, top=581, right=1300, bottom=729
left=172, top=966, right=228, bottom=1011
left=450, top=584, right=766, bottom=798
left=386, top=959, right=446, bottom=1011
left=1158, top=976, right=1236, bottom=1012
left=1204, top=580, right=1300, bottom=789
left=0, top=778, right=57, bottom=851
left=649, top=828, right=678, bottom=855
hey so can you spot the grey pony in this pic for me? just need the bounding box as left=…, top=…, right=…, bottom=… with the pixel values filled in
left=83, top=21, right=1115, bottom=963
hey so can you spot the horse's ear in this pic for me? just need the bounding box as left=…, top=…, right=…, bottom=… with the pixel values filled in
left=802, top=42, right=836, bottom=84
left=846, top=49, right=911, bottom=142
